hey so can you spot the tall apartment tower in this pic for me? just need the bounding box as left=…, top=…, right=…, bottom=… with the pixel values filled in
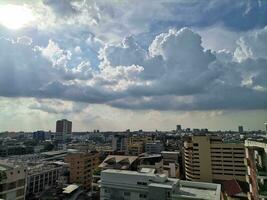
left=176, top=125, right=182, bottom=132
left=183, top=136, right=246, bottom=183
left=112, top=134, right=129, bottom=154
left=245, top=140, right=267, bottom=200
left=238, top=125, right=244, bottom=133
left=55, top=119, right=72, bottom=142
left=64, top=152, right=99, bottom=191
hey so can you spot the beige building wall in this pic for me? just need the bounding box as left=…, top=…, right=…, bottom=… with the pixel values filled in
left=65, top=152, right=99, bottom=190
left=0, top=164, right=27, bottom=200
left=184, top=136, right=246, bottom=183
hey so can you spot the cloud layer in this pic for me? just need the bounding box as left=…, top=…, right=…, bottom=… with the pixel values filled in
left=0, top=25, right=266, bottom=111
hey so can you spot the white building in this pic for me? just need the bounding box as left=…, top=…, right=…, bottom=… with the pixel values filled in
left=100, top=169, right=221, bottom=200
left=0, top=161, right=27, bottom=200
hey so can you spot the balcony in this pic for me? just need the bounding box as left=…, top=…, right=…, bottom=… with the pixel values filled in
left=257, top=171, right=267, bottom=179
left=259, top=181, right=267, bottom=198
left=257, top=165, right=267, bottom=179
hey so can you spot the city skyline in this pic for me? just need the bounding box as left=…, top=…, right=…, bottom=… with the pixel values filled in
left=0, top=0, right=267, bottom=131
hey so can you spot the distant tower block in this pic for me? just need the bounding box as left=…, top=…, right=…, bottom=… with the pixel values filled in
left=238, top=126, right=244, bottom=133
left=176, top=125, right=182, bottom=132
left=265, top=122, right=267, bottom=133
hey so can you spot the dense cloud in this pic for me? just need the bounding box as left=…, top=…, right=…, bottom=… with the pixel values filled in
left=0, top=25, right=266, bottom=111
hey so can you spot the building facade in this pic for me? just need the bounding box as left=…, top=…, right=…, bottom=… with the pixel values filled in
left=145, top=141, right=164, bottom=154
left=0, top=161, right=27, bottom=200
left=26, top=162, right=65, bottom=197
left=64, top=152, right=99, bottom=190
left=55, top=119, right=72, bottom=142
left=245, top=140, right=267, bottom=200
left=184, top=136, right=246, bottom=182
left=100, top=169, right=221, bottom=200
left=112, top=134, right=129, bottom=154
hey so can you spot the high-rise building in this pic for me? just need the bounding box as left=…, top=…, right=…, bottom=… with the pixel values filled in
left=245, top=140, right=267, bottom=200
left=55, top=119, right=72, bottom=142
left=64, top=152, right=99, bottom=190
left=184, top=136, right=246, bottom=182
left=176, top=125, right=182, bottom=132
left=239, top=125, right=244, bottom=133
left=112, top=134, right=129, bottom=154
left=0, top=161, right=27, bottom=200
left=100, top=169, right=221, bottom=200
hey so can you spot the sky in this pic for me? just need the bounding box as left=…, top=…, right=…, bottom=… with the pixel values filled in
left=0, top=0, right=267, bottom=132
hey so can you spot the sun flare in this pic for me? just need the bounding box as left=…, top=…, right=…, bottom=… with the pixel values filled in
left=0, top=4, right=34, bottom=30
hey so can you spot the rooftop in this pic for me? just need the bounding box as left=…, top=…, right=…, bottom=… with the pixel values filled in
left=101, top=169, right=221, bottom=200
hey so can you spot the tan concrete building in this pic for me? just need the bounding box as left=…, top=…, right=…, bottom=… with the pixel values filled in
left=128, top=142, right=144, bottom=156
left=64, top=152, right=99, bottom=190
left=184, top=136, right=246, bottom=183
left=128, top=136, right=153, bottom=145
left=0, top=161, right=27, bottom=200
left=245, top=140, right=267, bottom=200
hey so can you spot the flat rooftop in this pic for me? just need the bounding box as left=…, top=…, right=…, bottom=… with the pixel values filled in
left=102, top=169, right=220, bottom=200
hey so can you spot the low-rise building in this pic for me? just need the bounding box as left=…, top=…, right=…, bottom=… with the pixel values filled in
left=26, top=162, right=67, bottom=197
left=128, top=142, right=144, bottom=156
left=100, top=169, right=221, bottom=200
left=99, top=155, right=138, bottom=170
left=0, top=161, right=27, bottom=200
left=145, top=141, right=164, bottom=154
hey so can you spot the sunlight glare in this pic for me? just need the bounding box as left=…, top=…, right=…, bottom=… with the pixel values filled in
left=0, top=4, right=35, bottom=29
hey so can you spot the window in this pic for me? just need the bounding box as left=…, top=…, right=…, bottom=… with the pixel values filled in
left=104, top=189, right=110, bottom=193
left=8, top=182, right=16, bottom=190
left=193, top=143, right=199, bottom=147
left=124, top=192, right=130, bottom=196
left=139, top=194, right=147, bottom=198
left=17, top=179, right=25, bottom=187
left=16, top=188, right=25, bottom=197
left=137, top=182, right=147, bottom=186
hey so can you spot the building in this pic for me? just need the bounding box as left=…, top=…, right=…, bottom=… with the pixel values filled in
left=32, top=131, right=45, bottom=142
left=0, top=161, right=27, bottom=200
left=64, top=152, right=99, bottom=190
left=145, top=141, right=164, bottom=154
left=161, top=151, right=180, bottom=178
left=127, top=135, right=153, bottom=156
left=245, top=139, right=267, bottom=200
left=176, top=125, right=182, bottom=132
left=128, top=135, right=153, bottom=145
left=100, top=169, right=221, bottom=200
left=184, top=136, right=246, bottom=183
left=26, top=162, right=67, bottom=197
left=239, top=126, right=244, bottom=133
left=112, top=134, right=128, bottom=154
left=39, top=184, right=88, bottom=200
left=128, top=142, right=144, bottom=156
left=99, top=155, right=138, bottom=170
left=55, top=119, right=72, bottom=143
left=138, top=154, right=163, bottom=174
left=0, top=144, right=34, bottom=157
